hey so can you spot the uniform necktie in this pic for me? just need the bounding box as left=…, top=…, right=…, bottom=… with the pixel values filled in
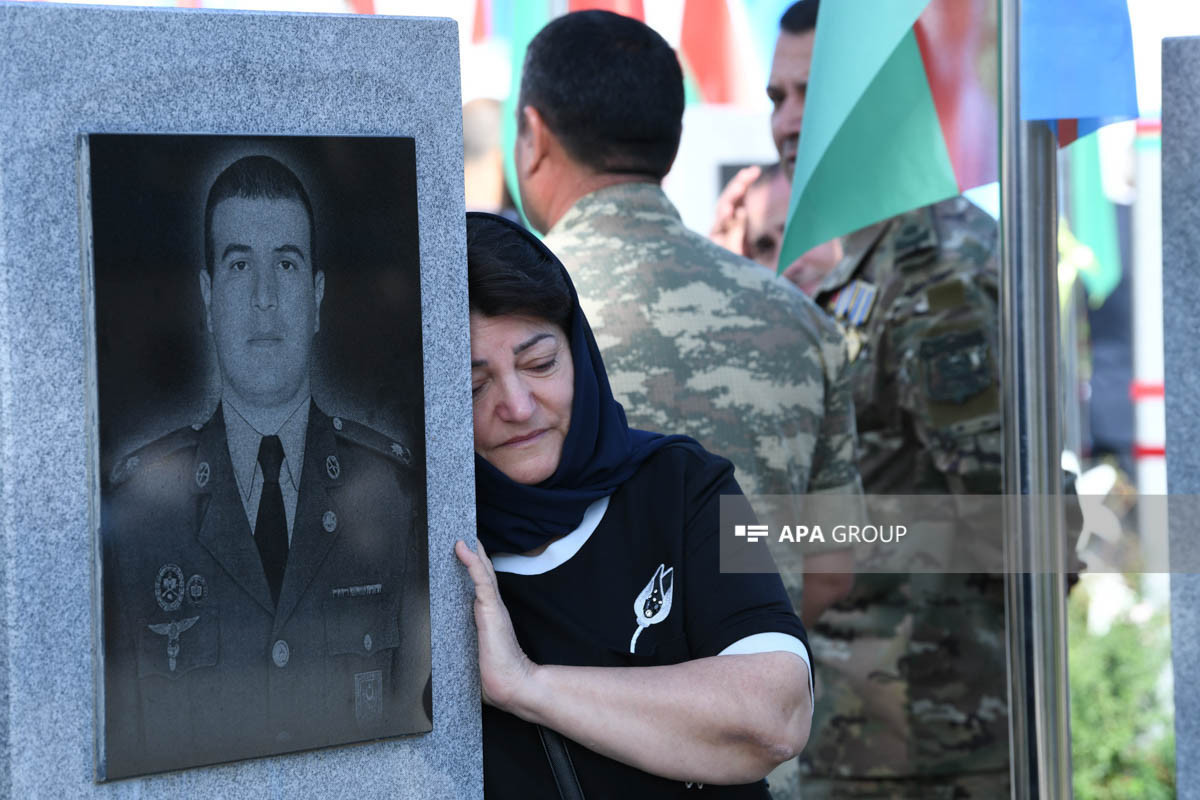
left=255, top=434, right=288, bottom=607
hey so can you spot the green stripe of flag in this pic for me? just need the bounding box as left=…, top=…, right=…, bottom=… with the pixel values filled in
left=503, top=0, right=555, bottom=226
left=1068, top=132, right=1121, bottom=307
left=779, top=0, right=958, bottom=270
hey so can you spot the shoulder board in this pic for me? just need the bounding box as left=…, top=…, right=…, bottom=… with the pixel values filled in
left=107, top=424, right=202, bottom=488
left=329, top=415, right=415, bottom=468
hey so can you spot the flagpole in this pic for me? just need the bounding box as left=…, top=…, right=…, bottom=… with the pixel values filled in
left=999, top=1, right=1074, bottom=798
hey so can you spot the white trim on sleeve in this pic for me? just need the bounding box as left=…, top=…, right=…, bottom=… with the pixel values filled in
left=718, top=632, right=814, bottom=713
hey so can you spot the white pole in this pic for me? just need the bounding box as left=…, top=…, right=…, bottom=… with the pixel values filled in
left=1132, top=121, right=1168, bottom=596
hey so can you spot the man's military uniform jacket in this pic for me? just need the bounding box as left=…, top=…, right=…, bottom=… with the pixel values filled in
left=543, top=182, right=862, bottom=503
left=800, top=198, right=1008, bottom=785
left=101, top=403, right=430, bottom=779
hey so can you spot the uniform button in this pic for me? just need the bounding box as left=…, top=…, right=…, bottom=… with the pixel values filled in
left=272, top=639, right=290, bottom=668
left=323, top=510, right=338, bottom=533
left=332, top=416, right=343, bottom=431
left=363, top=633, right=373, bottom=652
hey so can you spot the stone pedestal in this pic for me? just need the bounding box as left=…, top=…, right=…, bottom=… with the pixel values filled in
left=1162, top=34, right=1200, bottom=800
left=0, top=4, right=480, bottom=796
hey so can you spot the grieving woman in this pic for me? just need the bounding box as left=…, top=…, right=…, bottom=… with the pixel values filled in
left=455, top=212, right=813, bottom=798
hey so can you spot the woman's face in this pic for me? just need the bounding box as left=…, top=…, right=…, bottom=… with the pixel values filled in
left=470, top=313, right=574, bottom=485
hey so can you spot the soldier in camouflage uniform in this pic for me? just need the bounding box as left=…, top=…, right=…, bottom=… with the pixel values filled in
left=512, top=11, right=863, bottom=508
left=754, top=3, right=1009, bottom=797
left=792, top=201, right=1008, bottom=800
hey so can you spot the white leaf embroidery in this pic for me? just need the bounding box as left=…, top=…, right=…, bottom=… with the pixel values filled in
left=630, top=563, right=674, bottom=653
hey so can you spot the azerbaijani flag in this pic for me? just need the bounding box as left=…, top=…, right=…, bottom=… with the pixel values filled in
left=1021, top=0, right=1138, bottom=146
left=778, top=0, right=1137, bottom=270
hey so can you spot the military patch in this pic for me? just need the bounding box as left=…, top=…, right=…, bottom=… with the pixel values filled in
left=355, top=670, right=383, bottom=727
left=147, top=615, right=198, bottom=672
left=186, top=574, right=208, bottom=605
left=831, top=280, right=877, bottom=327
left=920, top=330, right=993, bottom=404
left=155, top=564, right=185, bottom=612
left=390, top=442, right=412, bottom=466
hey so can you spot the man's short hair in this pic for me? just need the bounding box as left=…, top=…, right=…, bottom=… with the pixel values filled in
left=204, top=155, right=315, bottom=275
left=518, top=10, right=684, bottom=180
left=780, top=0, right=820, bottom=34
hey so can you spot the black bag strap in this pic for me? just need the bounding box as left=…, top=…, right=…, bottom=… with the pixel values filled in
left=536, top=725, right=586, bottom=800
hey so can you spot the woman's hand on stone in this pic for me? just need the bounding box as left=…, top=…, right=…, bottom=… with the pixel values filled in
left=455, top=540, right=538, bottom=711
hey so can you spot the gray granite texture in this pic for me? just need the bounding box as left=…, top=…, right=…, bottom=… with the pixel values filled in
left=0, top=2, right=480, bottom=797
left=1163, top=35, right=1200, bottom=800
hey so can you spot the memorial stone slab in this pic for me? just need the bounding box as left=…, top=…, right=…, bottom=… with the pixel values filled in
left=1163, top=34, right=1200, bottom=800
left=0, top=2, right=481, bottom=796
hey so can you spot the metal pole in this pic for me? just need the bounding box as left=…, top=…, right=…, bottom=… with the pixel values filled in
left=999, top=1, right=1073, bottom=798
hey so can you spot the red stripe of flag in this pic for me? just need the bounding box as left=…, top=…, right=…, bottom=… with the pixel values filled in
left=1133, top=444, right=1166, bottom=460
left=568, top=0, right=644, bottom=17
left=473, top=0, right=489, bottom=44
left=1056, top=118, right=1078, bottom=148
left=913, top=0, right=997, bottom=192
left=681, top=0, right=738, bottom=105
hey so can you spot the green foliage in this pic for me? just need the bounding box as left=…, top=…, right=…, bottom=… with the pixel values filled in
left=1069, top=580, right=1175, bottom=800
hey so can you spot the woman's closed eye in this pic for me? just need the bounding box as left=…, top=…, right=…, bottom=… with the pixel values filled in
left=526, top=357, right=558, bottom=374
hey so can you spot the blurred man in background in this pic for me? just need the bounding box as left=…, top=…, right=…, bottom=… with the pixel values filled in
left=714, top=2, right=1010, bottom=797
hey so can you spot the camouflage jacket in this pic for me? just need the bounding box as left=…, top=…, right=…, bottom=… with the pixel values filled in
left=799, top=198, right=1008, bottom=781
left=544, top=182, right=862, bottom=502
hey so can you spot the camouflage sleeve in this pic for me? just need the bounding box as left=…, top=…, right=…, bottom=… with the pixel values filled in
left=807, top=329, right=865, bottom=495
left=887, top=250, right=1003, bottom=493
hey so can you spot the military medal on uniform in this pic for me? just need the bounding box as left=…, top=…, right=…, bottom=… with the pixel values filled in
left=831, top=279, right=878, bottom=360
left=831, top=279, right=878, bottom=327
left=147, top=563, right=201, bottom=672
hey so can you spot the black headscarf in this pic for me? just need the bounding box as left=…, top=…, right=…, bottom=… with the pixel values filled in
left=468, top=212, right=691, bottom=555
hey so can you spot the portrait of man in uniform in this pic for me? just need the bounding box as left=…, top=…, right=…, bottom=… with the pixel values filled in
left=90, top=137, right=432, bottom=780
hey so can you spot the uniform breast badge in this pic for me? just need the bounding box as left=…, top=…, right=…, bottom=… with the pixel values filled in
left=155, top=564, right=185, bottom=612
left=147, top=616, right=199, bottom=672
left=186, top=574, right=208, bottom=605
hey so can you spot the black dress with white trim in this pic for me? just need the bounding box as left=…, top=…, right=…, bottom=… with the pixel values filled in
left=483, top=441, right=811, bottom=798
